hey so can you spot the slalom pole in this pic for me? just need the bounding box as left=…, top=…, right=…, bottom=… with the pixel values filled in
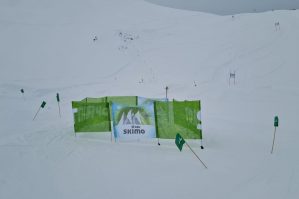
left=111, top=122, right=113, bottom=143
left=33, top=106, right=42, bottom=121
left=20, top=89, right=25, bottom=100
left=108, top=102, right=113, bottom=143
left=185, top=142, right=208, bottom=169
left=157, top=86, right=169, bottom=146
left=200, top=139, right=204, bottom=149
left=165, top=86, right=169, bottom=100
left=58, top=102, right=61, bottom=117
left=56, top=93, right=61, bottom=117
left=271, top=116, right=279, bottom=154
left=33, top=101, right=46, bottom=121
left=271, top=127, right=277, bottom=154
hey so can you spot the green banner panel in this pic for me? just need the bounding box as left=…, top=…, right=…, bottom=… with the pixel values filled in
left=106, top=96, right=137, bottom=106
left=82, top=97, right=107, bottom=103
left=72, top=101, right=111, bottom=132
left=72, top=96, right=202, bottom=140
left=155, top=100, right=202, bottom=139
left=111, top=102, right=156, bottom=139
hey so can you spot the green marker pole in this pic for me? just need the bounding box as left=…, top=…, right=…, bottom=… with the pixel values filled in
left=175, top=133, right=208, bottom=169
left=33, top=101, right=46, bottom=121
left=271, top=116, right=279, bottom=154
left=56, top=93, right=61, bottom=117
left=185, top=142, right=208, bottom=169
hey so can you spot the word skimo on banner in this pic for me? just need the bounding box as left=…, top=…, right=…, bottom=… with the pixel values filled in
left=111, top=102, right=156, bottom=140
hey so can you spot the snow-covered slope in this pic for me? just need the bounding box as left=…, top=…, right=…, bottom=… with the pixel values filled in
left=146, top=0, right=299, bottom=15
left=0, top=0, right=299, bottom=198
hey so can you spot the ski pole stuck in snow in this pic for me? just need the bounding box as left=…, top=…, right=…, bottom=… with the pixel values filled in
left=229, top=71, right=236, bottom=86
left=165, top=86, right=169, bottom=100
left=33, top=101, right=46, bottom=121
left=271, top=116, right=279, bottom=154
left=175, top=133, right=208, bottom=169
left=20, top=88, right=25, bottom=100
left=56, top=93, right=61, bottom=117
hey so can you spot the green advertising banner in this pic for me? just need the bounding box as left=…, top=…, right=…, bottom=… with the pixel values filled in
left=137, top=96, right=166, bottom=105
left=72, top=96, right=138, bottom=133
left=111, top=102, right=156, bottom=140
left=107, top=96, right=137, bottom=106
left=72, top=96, right=202, bottom=140
left=72, top=101, right=111, bottom=132
left=155, top=100, right=202, bottom=139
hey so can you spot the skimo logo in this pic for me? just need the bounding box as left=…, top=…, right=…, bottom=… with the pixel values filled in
left=123, top=125, right=145, bottom=134
left=118, top=110, right=149, bottom=125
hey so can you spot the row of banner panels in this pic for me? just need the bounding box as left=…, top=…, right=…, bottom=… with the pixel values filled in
left=72, top=96, right=137, bottom=132
left=72, top=96, right=202, bottom=140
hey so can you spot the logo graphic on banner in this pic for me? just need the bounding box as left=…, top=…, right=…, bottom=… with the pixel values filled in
left=111, top=102, right=156, bottom=139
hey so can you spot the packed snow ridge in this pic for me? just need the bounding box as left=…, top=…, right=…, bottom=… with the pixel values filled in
left=146, top=0, right=299, bottom=15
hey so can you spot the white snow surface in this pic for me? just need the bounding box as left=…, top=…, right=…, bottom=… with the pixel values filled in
left=1, top=0, right=299, bottom=198
left=146, top=0, right=299, bottom=15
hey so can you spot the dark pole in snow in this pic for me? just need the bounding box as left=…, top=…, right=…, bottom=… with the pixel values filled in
left=20, top=89, right=25, bottom=100
left=271, top=127, right=277, bottom=154
left=200, top=139, right=204, bottom=149
left=33, top=101, right=46, bottom=121
left=33, top=106, right=42, bottom=121
left=185, top=142, right=208, bottom=169
left=165, top=86, right=169, bottom=100
left=56, top=93, right=61, bottom=117
left=271, top=116, right=279, bottom=154
left=158, top=86, right=168, bottom=146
